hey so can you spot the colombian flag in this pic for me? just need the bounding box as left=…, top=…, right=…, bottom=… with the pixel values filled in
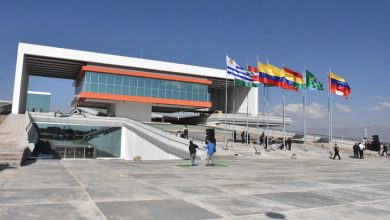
left=329, top=71, right=351, bottom=99
left=257, top=62, right=284, bottom=87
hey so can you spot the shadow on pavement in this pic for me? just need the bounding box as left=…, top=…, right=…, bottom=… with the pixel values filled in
left=265, top=212, right=286, bottom=219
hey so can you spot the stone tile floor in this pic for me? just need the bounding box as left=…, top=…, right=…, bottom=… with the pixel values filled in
left=0, top=158, right=389, bottom=219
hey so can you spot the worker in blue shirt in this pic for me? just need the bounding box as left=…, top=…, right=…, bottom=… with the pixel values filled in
left=204, top=139, right=216, bottom=166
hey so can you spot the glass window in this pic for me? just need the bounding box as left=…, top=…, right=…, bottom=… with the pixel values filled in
left=122, top=76, right=129, bottom=86
left=106, top=85, right=114, bottom=94
left=166, top=90, right=172, bottom=99
left=84, top=72, right=91, bottom=83
left=130, top=87, right=137, bottom=96
left=151, top=89, right=158, bottom=98
left=145, top=88, right=151, bottom=97
left=145, top=78, right=152, bottom=88
left=158, top=89, right=165, bottom=98
left=172, top=90, right=179, bottom=99
left=107, top=75, right=115, bottom=84
left=114, top=75, right=122, bottom=86
left=122, top=86, right=129, bottom=95
left=186, top=92, right=193, bottom=100
left=90, top=83, right=98, bottom=93
left=193, top=84, right=199, bottom=94
left=172, top=82, right=180, bottom=92
left=130, top=77, right=138, bottom=87
left=138, top=78, right=145, bottom=88
left=159, top=80, right=166, bottom=90
left=152, top=79, right=159, bottom=89
left=185, top=83, right=192, bottom=93
left=98, top=74, right=106, bottom=84
left=179, top=83, right=186, bottom=95
left=179, top=90, right=185, bottom=100
left=91, top=73, right=99, bottom=83
left=114, top=85, right=121, bottom=94
left=166, top=81, right=172, bottom=91
left=98, top=84, right=106, bottom=93
left=137, top=87, right=145, bottom=96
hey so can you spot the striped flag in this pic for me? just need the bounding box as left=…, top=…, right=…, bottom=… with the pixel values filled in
left=226, top=56, right=257, bottom=87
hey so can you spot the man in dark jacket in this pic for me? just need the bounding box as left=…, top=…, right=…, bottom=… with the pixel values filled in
left=188, top=141, right=198, bottom=166
left=332, top=143, right=341, bottom=160
left=353, top=143, right=359, bottom=158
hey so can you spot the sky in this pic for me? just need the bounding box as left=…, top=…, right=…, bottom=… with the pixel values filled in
left=0, top=0, right=389, bottom=140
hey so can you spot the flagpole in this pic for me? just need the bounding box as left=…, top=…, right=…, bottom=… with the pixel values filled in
left=266, top=59, right=270, bottom=148
left=282, top=64, right=286, bottom=150
left=256, top=55, right=260, bottom=149
left=328, top=68, right=332, bottom=149
left=303, top=67, right=307, bottom=148
left=232, top=81, right=236, bottom=142
left=246, top=63, right=249, bottom=146
left=224, top=56, right=228, bottom=150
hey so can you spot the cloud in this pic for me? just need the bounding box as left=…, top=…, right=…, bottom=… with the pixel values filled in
left=272, top=102, right=327, bottom=119
left=368, top=101, right=390, bottom=111
left=376, top=96, right=384, bottom=100
left=335, top=102, right=351, bottom=113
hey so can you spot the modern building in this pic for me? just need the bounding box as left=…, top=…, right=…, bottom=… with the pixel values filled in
left=26, top=91, right=51, bottom=112
left=12, top=43, right=258, bottom=119
left=6, top=43, right=290, bottom=162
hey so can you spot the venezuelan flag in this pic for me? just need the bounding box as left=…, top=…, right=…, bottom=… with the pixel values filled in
left=329, top=71, right=351, bottom=99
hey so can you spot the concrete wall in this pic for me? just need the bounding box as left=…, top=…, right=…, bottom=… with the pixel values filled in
left=12, top=45, right=29, bottom=114
left=120, top=127, right=179, bottom=160
left=235, top=86, right=259, bottom=115
left=110, top=102, right=152, bottom=122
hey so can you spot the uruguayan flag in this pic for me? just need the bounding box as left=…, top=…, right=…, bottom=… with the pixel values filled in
left=226, top=56, right=253, bottom=82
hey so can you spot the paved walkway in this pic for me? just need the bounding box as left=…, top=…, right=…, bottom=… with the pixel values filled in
left=1, top=158, right=390, bottom=220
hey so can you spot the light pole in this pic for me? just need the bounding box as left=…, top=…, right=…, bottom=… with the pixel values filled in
left=364, top=126, right=369, bottom=138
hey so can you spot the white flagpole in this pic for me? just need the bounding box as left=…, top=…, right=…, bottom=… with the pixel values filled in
left=282, top=88, right=286, bottom=150
left=246, top=63, right=249, bottom=145
left=303, top=67, right=307, bottom=148
left=232, top=81, right=236, bottom=142
left=256, top=55, right=260, bottom=148
left=224, top=55, right=228, bottom=150
left=282, top=64, right=286, bottom=150
left=266, top=85, right=269, bottom=148
left=328, top=68, right=332, bottom=148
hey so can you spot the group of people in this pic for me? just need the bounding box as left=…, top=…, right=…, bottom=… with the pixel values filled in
left=188, top=139, right=216, bottom=166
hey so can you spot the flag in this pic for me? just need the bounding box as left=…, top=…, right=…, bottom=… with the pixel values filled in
left=257, top=62, right=284, bottom=87
left=265, top=63, right=296, bottom=91
left=306, top=70, right=324, bottom=91
left=329, top=71, right=351, bottom=99
left=283, top=67, right=305, bottom=90
left=226, top=56, right=257, bottom=87
left=279, top=68, right=298, bottom=91
left=247, top=65, right=260, bottom=84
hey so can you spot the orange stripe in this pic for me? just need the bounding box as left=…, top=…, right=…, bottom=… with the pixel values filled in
left=80, top=66, right=212, bottom=85
left=77, top=92, right=212, bottom=108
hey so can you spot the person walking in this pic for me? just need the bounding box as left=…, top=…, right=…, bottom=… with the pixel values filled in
left=382, top=144, right=388, bottom=158
left=204, top=140, right=215, bottom=166
left=188, top=140, right=198, bottom=166
left=233, top=130, right=237, bottom=143
left=332, top=143, right=341, bottom=160
left=353, top=143, right=359, bottom=159
left=287, top=137, right=292, bottom=150
left=359, top=142, right=365, bottom=159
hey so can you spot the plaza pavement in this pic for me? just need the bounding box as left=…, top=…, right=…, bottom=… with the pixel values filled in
left=0, top=157, right=389, bottom=220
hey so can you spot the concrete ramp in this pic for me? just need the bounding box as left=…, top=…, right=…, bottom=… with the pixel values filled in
left=0, top=113, right=38, bottom=167
left=30, top=113, right=206, bottom=160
